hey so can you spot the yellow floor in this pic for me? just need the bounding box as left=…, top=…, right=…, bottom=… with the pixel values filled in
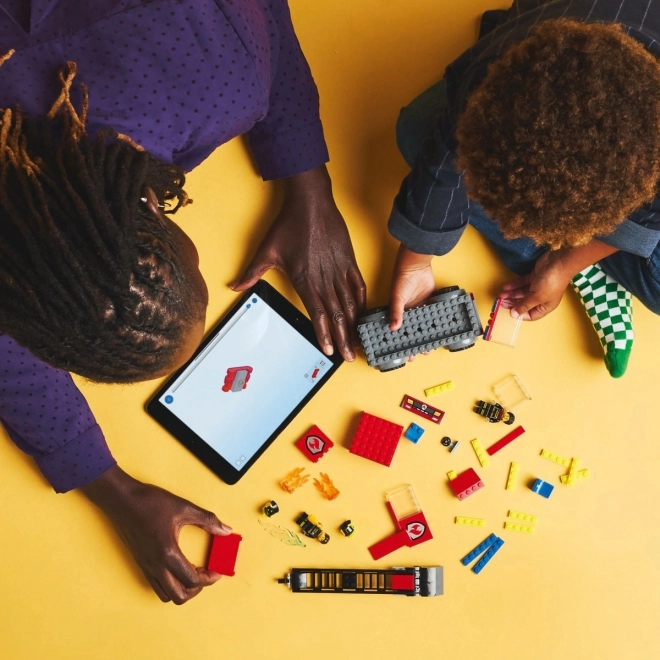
left=2, top=2, right=660, bottom=658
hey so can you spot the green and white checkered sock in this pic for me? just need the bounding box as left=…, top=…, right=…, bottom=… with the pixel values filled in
left=570, top=263, right=634, bottom=378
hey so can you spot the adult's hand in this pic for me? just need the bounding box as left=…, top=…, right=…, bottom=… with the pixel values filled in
left=230, top=165, right=366, bottom=361
left=81, top=466, right=231, bottom=605
left=388, top=243, right=435, bottom=331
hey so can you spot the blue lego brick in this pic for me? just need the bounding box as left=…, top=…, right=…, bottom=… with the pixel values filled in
left=531, top=478, right=554, bottom=499
left=460, top=533, right=497, bottom=566
left=404, top=423, right=425, bottom=444
left=472, top=537, right=504, bottom=574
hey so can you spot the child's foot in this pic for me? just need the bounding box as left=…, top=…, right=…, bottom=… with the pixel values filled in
left=570, top=263, right=634, bottom=378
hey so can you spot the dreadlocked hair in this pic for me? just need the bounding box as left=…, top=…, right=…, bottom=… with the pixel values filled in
left=0, top=61, right=205, bottom=383
left=456, top=19, right=660, bottom=249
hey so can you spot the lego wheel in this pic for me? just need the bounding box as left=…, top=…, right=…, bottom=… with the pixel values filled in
left=357, top=306, right=389, bottom=324
left=446, top=341, right=475, bottom=352
left=378, top=361, right=406, bottom=373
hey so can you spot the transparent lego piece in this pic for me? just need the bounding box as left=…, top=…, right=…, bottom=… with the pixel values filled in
left=483, top=298, right=522, bottom=347
left=385, top=484, right=421, bottom=521
left=492, top=374, right=532, bottom=409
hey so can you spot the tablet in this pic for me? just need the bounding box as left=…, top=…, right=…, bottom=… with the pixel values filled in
left=147, top=280, right=343, bottom=484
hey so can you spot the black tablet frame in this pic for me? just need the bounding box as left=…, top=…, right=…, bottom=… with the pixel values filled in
left=146, top=280, right=343, bottom=485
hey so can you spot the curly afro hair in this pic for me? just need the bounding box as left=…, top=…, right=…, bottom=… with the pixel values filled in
left=456, top=19, right=660, bottom=249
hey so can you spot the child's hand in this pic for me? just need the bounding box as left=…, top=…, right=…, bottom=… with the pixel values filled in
left=389, top=243, right=435, bottom=331
left=500, top=251, right=571, bottom=320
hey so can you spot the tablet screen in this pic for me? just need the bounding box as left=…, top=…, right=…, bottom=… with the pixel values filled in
left=156, top=292, right=332, bottom=472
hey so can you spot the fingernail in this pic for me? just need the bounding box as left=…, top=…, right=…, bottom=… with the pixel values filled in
left=221, top=523, right=233, bottom=534
left=510, top=309, right=519, bottom=318
left=323, top=344, right=334, bottom=356
left=345, top=351, right=355, bottom=361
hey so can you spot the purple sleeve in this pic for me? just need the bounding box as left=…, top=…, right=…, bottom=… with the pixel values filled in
left=0, top=335, right=116, bottom=493
left=247, top=0, right=329, bottom=180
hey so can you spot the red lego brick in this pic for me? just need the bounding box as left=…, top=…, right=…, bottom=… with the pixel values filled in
left=448, top=468, right=484, bottom=500
left=349, top=412, right=403, bottom=467
left=207, top=533, right=242, bottom=577
left=391, top=574, right=415, bottom=591
left=295, top=425, right=334, bottom=462
left=368, top=529, right=410, bottom=560
left=486, top=425, right=525, bottom=456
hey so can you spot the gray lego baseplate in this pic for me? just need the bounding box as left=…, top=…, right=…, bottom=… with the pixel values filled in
left=357, top=287, right=482, bottom=372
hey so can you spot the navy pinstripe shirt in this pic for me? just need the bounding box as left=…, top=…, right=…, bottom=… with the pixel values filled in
left=388, top=0, right=660, bottom=258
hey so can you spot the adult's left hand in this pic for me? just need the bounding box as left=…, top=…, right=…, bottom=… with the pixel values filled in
left=230, top=166, right=366, bottom=361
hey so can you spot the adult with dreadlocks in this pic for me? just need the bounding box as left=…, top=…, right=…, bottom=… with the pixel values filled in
left=0, top=1, right=365, bottom=605
left=387, top=0, right=660, bottom=378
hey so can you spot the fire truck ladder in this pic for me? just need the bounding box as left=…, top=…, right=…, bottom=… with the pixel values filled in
left=278, top=566, right=443, bottom=597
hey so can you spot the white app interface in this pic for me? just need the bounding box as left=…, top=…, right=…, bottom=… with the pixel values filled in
left=159, top=295, right=329, bottom=470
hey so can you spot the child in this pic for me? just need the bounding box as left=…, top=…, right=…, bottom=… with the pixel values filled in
left=387, top=1, right=660, bottom=377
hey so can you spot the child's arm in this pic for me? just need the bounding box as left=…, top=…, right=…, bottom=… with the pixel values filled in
left=388, top=243, right=436, bottom=331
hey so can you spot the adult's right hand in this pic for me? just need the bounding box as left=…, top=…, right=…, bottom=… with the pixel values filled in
left=388, top=243, right=436, bottom=331
left=81, top=466, right=231, bottom=604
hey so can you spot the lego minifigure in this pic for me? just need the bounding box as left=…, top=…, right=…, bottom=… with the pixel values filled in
left=296, top=512, right=330, bottom=544
left=474, top=400, right=515, bottom=424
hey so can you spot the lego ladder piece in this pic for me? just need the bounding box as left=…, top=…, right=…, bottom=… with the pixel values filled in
left=349, top=412, right=403, bottom=467
left=486, top=425, right=525, bottom=456
left=278, top=566, right=444, bottom=597
left=470, top=438, right=490, bottom=467
left=505, top=462, right=519, bottom=491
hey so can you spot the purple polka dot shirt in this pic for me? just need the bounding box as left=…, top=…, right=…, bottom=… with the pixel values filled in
left=0, top=0, right=329, bottom=493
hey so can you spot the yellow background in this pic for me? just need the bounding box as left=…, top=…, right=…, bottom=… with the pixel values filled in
left=2, top=1, right=660, bottom=658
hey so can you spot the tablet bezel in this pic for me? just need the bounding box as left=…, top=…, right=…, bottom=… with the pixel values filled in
left=146, top=280, right=343, bottom=485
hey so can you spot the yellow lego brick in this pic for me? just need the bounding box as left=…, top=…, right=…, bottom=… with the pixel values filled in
left=540, top=449, right=571, bottom=467
left=566, top=457, right=580, bottom=486
left=424, top=381, right=454, bottom=397
left=455, top=517, right=486, bottom=527
left=505, top=461, right=519, bottom=491
left=560, top=468, right=590, bottom=484
left=504, top=522, right=535, bottom=534
left=471, top=438, right=489, bottom=468
left=508, top=510, right=538, bottom=524
left=447, top=470, right=458, bottom=481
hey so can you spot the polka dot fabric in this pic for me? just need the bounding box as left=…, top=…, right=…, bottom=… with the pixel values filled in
left=0, top=0, right=328, bottom=492
left=0, top=0, right=328, bottom=177
left=0, top=336, right=116, bottom=493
